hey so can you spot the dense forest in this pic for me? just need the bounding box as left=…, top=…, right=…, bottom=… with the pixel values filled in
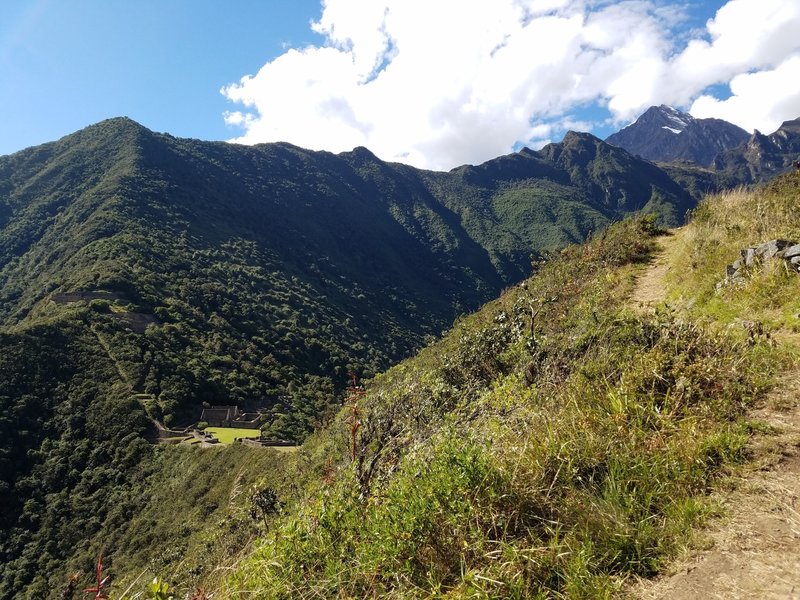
left=0, top=319, right=151, bottom=597
left=0, top=118, right=700, bottom=437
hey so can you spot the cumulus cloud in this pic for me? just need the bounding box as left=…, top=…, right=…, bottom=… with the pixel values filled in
left=222, top=0, right=800, bottom=170
left=691, top=55, right=800, bottom=134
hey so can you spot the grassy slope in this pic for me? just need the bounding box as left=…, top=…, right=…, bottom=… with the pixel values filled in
left=217, top=172, right=800, bottom=598
left=222, top=176, right=800, bottom=598
left=30, top=174, right=797, bottom=600
left=0, top=120, right=703, bottom=599
left=663, top=175, right=800, bottom=328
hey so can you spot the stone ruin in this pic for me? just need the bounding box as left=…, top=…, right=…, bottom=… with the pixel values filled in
left=199, top=405, right=266, bottom=429
left=718, top=239, right=800, bottom=289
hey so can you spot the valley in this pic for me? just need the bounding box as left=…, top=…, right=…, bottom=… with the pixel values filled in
left=1, top=109, right=799, bottom=598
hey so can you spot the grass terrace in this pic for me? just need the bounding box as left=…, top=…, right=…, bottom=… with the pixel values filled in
left=205, top=427, right=261, bottom=445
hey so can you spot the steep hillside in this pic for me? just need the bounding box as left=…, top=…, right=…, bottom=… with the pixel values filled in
left=219, top=173, right=800, bottom=599
left=713, top=118, right=800, bottom=183
left=606, top=105, right=749, bottom=167
left=0, top=320, right=152, bottom=599
left=0, top=119, right=702, bottom=598
left=0, top=118, right=695, bottom=436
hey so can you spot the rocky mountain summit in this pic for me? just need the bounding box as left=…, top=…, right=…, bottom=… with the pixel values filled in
left=713, top=118, right=800, bottom=183
left=605, top=105, right=750, bottom=166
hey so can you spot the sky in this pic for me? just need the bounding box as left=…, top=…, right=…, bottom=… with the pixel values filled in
left=2, top=0, right=800, bottom=170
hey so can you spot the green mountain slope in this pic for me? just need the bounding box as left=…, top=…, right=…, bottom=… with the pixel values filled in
left=0, top=119, right=702, bottom=598
left=0, top=321, right=152, bottom=599
left=226, top=174, right=800, bottom=599
left=0, top=119, right=695, bottom=433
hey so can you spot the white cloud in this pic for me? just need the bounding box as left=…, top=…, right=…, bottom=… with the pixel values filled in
left=691, top=55, right=800, bottom=133
left=222, top=0, right=800, bottom=170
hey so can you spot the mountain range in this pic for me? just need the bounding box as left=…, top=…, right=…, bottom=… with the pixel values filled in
left=713, top=117, right=800, bottom=183
left=606, top=104, right=800, bottom=183
left=606, top=104, right=750, bottom=166
left=1, top=106, right=800, bottom=598
left=0, top=118, right=697, bottom=433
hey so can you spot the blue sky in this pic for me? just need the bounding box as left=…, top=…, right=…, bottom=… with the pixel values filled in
left=0, top=0, right=324, bottom=155
left=2, top=0, right=799, bottom=169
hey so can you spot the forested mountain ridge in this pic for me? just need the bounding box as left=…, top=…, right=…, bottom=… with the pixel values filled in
left=225, top=173, right=800, bottom=598
left=0, top=118, right=696, bottom=431
left=0, top=117, right=703, bottom=598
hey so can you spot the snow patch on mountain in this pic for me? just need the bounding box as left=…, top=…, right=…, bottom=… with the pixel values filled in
left=660, top=105, right=694, bottom=129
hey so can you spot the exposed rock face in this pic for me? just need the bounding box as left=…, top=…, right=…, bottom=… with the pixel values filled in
left=606, top=105, right=750, bottom=167
left=713, top=119, right=800, bottom=183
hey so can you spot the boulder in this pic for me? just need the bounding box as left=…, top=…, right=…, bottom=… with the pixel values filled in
left=743, top=247, right=757, bottom=266
left=780, top=244, right=800, bottom=259
left=719, top=239, right=800, bottom=290
left=755, top=239, right=792, bottom=259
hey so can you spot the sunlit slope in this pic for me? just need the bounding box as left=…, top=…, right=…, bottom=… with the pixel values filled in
left=227, top=172, right=800, bottom=597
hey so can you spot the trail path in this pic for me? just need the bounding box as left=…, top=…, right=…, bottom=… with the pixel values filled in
left=628, top=230, right=800, bottom=599
left=90, top=324, right=171, bottom=441
left=90, top=324, right=133, bottom=387
left=629, top=228, right=684, bottom=312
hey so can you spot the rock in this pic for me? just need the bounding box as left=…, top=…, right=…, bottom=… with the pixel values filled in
left=755, top=239, right=792, bottom=259
left=719, top=238, right=800, bottom=289
left=743, top=247, right=757, bottom=267
left=780, top=243, right=800, bottom=259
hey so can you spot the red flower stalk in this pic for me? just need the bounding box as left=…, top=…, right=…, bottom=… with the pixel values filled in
left=84, top=555, right=109, bottom=599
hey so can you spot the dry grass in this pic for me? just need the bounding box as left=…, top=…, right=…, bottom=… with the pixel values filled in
left=629, top=379, right=800, bottom=600
left=660, top=177, right=800, bottom=329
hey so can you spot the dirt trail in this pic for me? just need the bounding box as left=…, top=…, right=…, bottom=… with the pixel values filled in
left=630, top=228, right=685, bottom=311
left=628, top=230, right=800, bottom=599
left=630, top=378, right=800, bottom=599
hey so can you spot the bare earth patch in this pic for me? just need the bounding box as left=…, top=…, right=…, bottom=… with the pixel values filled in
left=630, top=228, right=685, bottom=312
left=629, top=370, right=800, bottom=600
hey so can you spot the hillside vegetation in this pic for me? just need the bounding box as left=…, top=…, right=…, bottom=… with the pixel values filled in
left=2, top=119, right=796, bottom=599
left=223, top=174, right=800, bottom=598
left=0, top=315, right=311, bottom=599
left=0, top=119, right=702, bottom=599
left=0, top=119, right=694, bottom=441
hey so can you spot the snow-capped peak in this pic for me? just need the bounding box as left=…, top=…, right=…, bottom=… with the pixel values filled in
left=658, top=105, right=693, bottom=130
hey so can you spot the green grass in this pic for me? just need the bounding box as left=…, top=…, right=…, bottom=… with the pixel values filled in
left=105, top=442, right=312, bottom=598
left=665, top=173, right=800, bottom=329
left=225, top=215, right=783, bottom=598
left=205, top=427, right=261, bottom=444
